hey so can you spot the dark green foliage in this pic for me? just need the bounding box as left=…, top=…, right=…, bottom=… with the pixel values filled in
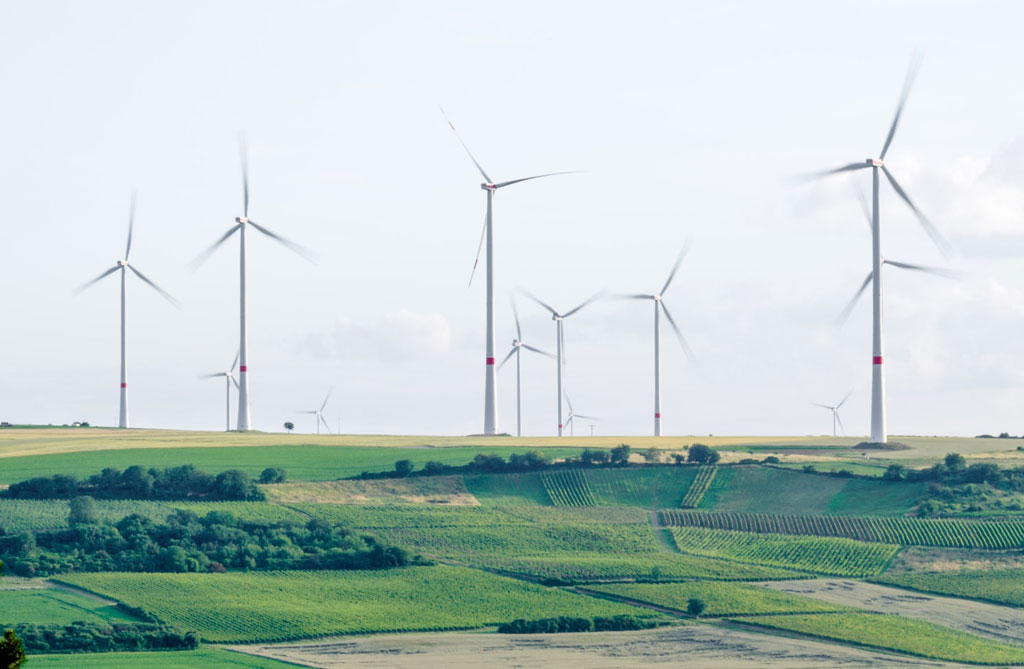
left=497, top=614, right=655, bottom=634
left=283, top=422, right=294, bottom=432
left=687, top=444, right=720, bottom=465
left=358, top=450, right=554, bottom=479
left=394, top=460, right=414, bottom=477
left=944, top=453, right=966, bottom=470
left=68, top=496, right=97, bottom=525
left=687, top=597, right=706, bottom=616
left=762, top=456, right=780, bottom=464
left=610, top=444, right=631, bottom=466
left=8, top=465, right=263, bottom=501
left=258, top=467, right=287, bottom=484
left=8, top=621, right=197, bottom=654
left=580, top=449, right=610, bottom=466
left=883, top=464, right=905, bottom=481
left=0, top=509, right=422, bottom=576
left=0, top=629, right=26, bottom=668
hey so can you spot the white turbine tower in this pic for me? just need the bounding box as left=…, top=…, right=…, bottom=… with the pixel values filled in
left=442, top=109, right=577, bottom=435
left=300, top=388, right=333, bottom=435
left=192, top=137, right=312, bottom=431
left=811, top=390, right=852, bottom=437
left=622, top=244, right=695, bottom=436
left=498, top=299, right=554, bottom=437
left=201, top=352, right=239, bottom=432
left=523, top=291, right=601, bottom=436
left=78, top=192, right=178, bottom=428
left=808, top=57, right=950, bottom=444
left=563, top=392, right=598, bottom=438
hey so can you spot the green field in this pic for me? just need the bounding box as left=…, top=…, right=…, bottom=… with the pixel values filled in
left=734, top=612, right=1024, bottom=664
left=56, top=566, right=643, bottom=642
left=590, top=581, right=847, bottom=616
left=875, top=568, right=1024, bottom=607
left=669, top=526, right=898, bottom=577
left=24, top=649, right=292, bottom=668
left=0, top=582, right=140, bottom=626
left=661, top=510, right=1024, bottom=549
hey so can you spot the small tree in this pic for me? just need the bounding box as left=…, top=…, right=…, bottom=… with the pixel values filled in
left=610, top=444, right=632, bottom=466
left=882, top=464, right=906, bottom=481
left=394, top=460, right=414, bottom=477
left=0, top=629, right=26, bottom=669
left=259, top=467, right=287, bottom=484
left=283, top=422, right=294, bottom=433
left=944, top=452, right=966, bottom=470
left=687, top=444, right=720, bottom=465
left=642, top=447, right=662, bottom=464
left=673, top=453, right=687, bottom=465
left=686, top=598, right=706, bottom=617
left=68, top=495, right=98, bottom=525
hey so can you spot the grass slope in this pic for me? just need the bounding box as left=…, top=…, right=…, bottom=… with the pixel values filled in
left=590, top=581, right=848, bottom=616
left=875, top=568, right=1024, bottom=608
left=0, top=583, right=140, bottom=626
left=24, top=649, right=292, bottom=668
left=735, top=612, right=1024, bottom=664
left=56, top=566, right=642, bottom=642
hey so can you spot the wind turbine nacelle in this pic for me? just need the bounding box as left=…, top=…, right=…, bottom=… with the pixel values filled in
left=870, top=159, right=883, bottom=167
left=236, top=216, right=249, bottom=224
left=481, top=183, right=496, bottom=191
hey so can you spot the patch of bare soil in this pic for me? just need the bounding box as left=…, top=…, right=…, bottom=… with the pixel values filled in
left=887, top=546, right=1024, bottom=574
left=261, top=475, right=480, bottom=505
left=228, top=624, right=964, bottom=668
left=759, top=579, right=1024, bottom=647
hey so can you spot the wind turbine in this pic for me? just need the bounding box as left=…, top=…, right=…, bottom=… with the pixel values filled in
left=811, top=390, right=852, bottom=437
left=498, top=299, right=554, bottom=437
left=807, top=56, right=950, bottom=444
left=77, top=192, right=178, bottom=428
left=563, top=392, right=598, bottom=438
left=442, top=109, right=578, bottom=435
left=300, top=388, right=332, bottom=435
left=200, top=352, right=239, bottom=432
left=622, top=244, right=695, bottom=436
left=192, top=136, right=312, bottom=431
left=523, top=291, right=601, bottom=436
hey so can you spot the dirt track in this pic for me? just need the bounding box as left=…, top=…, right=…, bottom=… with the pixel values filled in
left=229, top=624, right=966, bottom=668
left=759, top=579, right=1024, bottom=646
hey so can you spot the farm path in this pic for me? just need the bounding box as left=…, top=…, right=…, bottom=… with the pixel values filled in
left=229, top=624, right=965, bottom=668
left=759, top=579, right=1024, bottom=647
left=648, top=509, right=676, bottom=553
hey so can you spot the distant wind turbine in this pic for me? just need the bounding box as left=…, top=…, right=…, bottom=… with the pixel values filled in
left=191, top=135, right=312, bottom=431
left=498, top=298, right=554, bottom=437
left=300, top=388, right=333, bottom=435
left=523, top=291, right=602, bottom=436
left=77, top=192, right=178, bottom=428
left=200, top=352, right=239, bottom=432
left=811, top=390, right=852, bottom=437
left=563, top=392, right=598, bottom=438
left=805, top=55, right=951, bottom=444
left=622, top=243, right=695, bottom=436
left=441, top=108, right=579, bottom=436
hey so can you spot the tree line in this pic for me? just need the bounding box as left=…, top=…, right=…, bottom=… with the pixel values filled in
left=4, top=621, right=198, bottom=655
left=497, top=614, right=659, bottom=634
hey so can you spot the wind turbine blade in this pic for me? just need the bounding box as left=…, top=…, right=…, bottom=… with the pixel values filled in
left=837, top=272, right=873, bottom=325
left=493, top=171, right=582, bottom=189
left=128, top=265, right=180, bottom=307
left=299, top=410, right=318, bottom=414
left=200, top=372, right=227, bottom=379
left=511, top=297, right=522, bottom=341
left=574, top=414, right=599, bottom=420
left=835, top=411, right=847, bottom=437
left=802, top=162, right=871, bottom=181
left=563, top=292, right=604, bottom=318
left=467, top=213, right=486, bottom=288
left=617, top=293, right=654, bottom=300
left=125, top=190, right=136, bottom=261
left=659, top=302, right=695, bottom=359
left=320, top=387, right=333, bottom=412
left=854, top=185, right=873, bottom=232
left=810, top=402, right=833, bottom=410
left=521, top=290, right=559, bottom=317
left=879, top=53, right=922, bottom=160
left=880, top=165, right=951, bottom=257
left=231, top=350, right=239, bottom=374
left=248, top=221, right=316, bottom=261
left=76, top=265, right=120, bottom=293
left=190, top=224, right=241, bottom=269
left=661, top=241, right=692, bottom=295
left=521, top=343, right=555, bottom=359
left=319, top=414, right=332, bottom=435
left=884, top=259, right=958, bottom=279
left=439, top=107, right=492, bottom=183
left=836, top=389, right=853, bottom=410
left=498, top=348, right=517, bottom=369
left=559, top=322, right=566, bottom=365
left=239, top=132, right=250, bottom=217
left=563, top=391, right=574, bottom=415
left=232, top=377, right=239, bottom=389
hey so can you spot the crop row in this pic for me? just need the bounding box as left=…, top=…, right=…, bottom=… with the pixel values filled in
left=680, top=466, right=717, bottom=508
left=660, top=510, right=1024, bottom=549
left=669, top=526, right=898, bottom=577
left=541, top=470, right=597, bottom=507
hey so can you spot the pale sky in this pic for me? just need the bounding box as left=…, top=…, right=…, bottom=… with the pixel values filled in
left=2, top=1, right=1023, bottom=436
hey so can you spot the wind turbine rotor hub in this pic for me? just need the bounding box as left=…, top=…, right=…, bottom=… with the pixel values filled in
left=481, top=183, right=496, bottom=191
left=870, top=158, right=883, bottom=167
left=235, top=216, right=249, bottom=224
left=653, top=295, right=662, bottom=301
left=118, top=260, right=128, bottom=267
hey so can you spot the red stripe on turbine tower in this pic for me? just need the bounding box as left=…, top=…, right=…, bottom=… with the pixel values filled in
left=873, top=356, right=883, bottom=365
left=486, top=357, right=495, bottom=365
left=121, top=383, right=127, bottom=388
left=655, top=413, right=661, bottom=418
left=240, top=365, right=248, bottom=372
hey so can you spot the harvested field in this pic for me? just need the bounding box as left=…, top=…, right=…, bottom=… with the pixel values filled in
left=262, top=476, right=480, bottom=505
left=230, top=625, right=965, bottom=668
left=759, top=579, right=1024, bottom=646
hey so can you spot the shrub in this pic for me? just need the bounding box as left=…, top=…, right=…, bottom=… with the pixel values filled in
left=259, top=467, right=287, bottom=484
left=68, top=496, right=98, bottom=525
left=687, top=598, right=706, bottom=616
left=0, top=629, right=26, bottom=668
left=687, top=444, right=719, bottom=465
left=610, top=444, right=632, bottom=466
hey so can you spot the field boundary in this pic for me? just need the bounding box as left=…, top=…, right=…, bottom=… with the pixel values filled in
left=680, top=466, right=717, bottom=508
